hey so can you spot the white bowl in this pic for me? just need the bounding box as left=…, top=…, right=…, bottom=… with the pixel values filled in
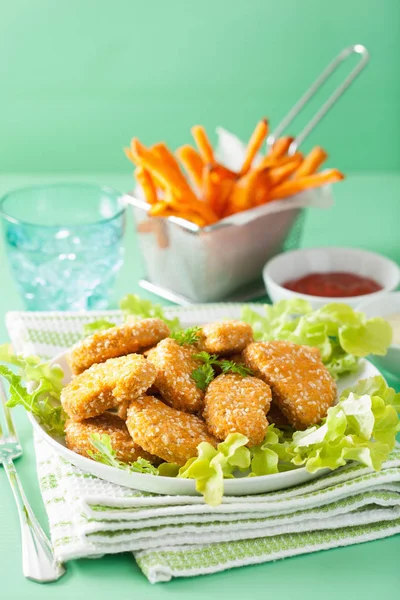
left=263, top=247, right=400, bottom=310
left=356, top=291, right=400, bottom=378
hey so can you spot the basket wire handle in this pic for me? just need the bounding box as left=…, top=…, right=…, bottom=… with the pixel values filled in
left=267, top=44, right=370, bottom=154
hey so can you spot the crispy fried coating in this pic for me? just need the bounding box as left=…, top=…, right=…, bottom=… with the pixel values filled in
left=267, top=401, right=290, bottom=428
left=146, top=338, right=204, bottom=413
left=68, top=318, right=170, bottom=375
left=65, top=413, right=156, bottom=463
left=126, top=396, right=217, bottom=465
left=199, top=320, right=254, bottom=356
left=61, top=354, right=156, bottom=421
left=203, top=373, right=271, bottom=446
left=243, top=341, right=336, bottom=430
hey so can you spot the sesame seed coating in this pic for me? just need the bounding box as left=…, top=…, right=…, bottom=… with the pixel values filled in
left=243, top=341, right=336, bottom=430
left=61, top=354, right=156, bottom=421
left=65, top=413, right=156, bottom=463
left=203, top=373, right=271, bottom=447
left=68, top=318, right=170, bottom=375
left=199, top=320, right=254, bottom=356
left=126, top=396, right=218, bottom=465
left=146, top=338, right=204, bottom=413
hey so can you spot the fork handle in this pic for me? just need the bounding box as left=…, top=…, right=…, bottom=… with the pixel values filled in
left=3, top=459, right=66, bottom=583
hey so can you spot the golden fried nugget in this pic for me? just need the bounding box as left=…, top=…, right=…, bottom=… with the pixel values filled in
left=65, top=413, right=156, bottom=463
left=203, top=373, right=271, bottom=446
left=200, top=320, right=254, bottom=356
left=146, top=338, right=204, bottom=413
left=68, top=318, right=170, bottom=375
left=267, top=401, right=290, bottom=428
left=126, top=396, right=217, bottom=465
left=61, top=354, right=156, bottom=421
left=243, top=341, right=336, bottom=430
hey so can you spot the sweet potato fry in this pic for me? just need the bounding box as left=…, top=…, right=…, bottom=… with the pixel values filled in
left=214, top=177, right=236, bottom=216
left=148, top=201, right=172, bottom=217
left=294, top=146, right=328, bottom=178
left=202, top=166, right=219, bottom=210
left=202, top=165, right=235, bottom=216
left=267, top=136, right=294, bottom=159
left=252, top=170, right=272, bottom=206
left=212, top=163, right=237, bottom=180
left=151, top=143, right=186, bottom=182
left=191, top=125, right=214, bottom=163
left=269, top=169, right=344, bottom=200
left=257, top=151, right=303, bottom=171
left=124, top=147, right=135, bottom=163
left=134, top=140, right=195, bottom=196
left=267, top=154, right=303, bottom=187
left=223, top=174, right=257, bottom=217
left=172, top=211, right=209, bottom=227
left=176, top=145, right=204, bottom=189
left=135, top=167, right=158, bottom=205
left=240, top=118, right=268, bottom=176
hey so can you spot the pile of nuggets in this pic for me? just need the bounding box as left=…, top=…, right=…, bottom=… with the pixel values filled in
left=61, top=317, right=337, bottom=468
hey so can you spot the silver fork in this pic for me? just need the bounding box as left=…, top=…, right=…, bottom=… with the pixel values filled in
left=0, top=379, right=66, bottom=582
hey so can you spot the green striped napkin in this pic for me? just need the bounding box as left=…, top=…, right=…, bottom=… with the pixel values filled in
left=6, top=309, right=400, bottom=583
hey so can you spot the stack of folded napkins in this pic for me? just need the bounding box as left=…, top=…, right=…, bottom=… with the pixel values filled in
left=7, top=310, right=400, bottom=584
left=35, top=435, right=400, bottom=583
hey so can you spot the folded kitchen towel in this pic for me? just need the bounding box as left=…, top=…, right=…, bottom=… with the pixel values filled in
left=6, top=309, right=400, bottom=583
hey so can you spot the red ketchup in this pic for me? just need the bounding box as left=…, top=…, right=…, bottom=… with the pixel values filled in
left=283, top=272, right=382, bottom=298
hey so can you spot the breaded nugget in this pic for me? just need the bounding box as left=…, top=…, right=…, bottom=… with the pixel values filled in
left=243, top=341, right=336, bottom=430
left=68, top=318, right=170, bottom=375
left=199, top=320, right=254, bottom=356
left=61, top=354, right=156, bottom=421
left=204, top=373, right=271, bottom=446
left=146, top=338, right=204, bottom=413
left=65, top=413, right=156, bottom=463
left=267, top=401, right=290, bottom=428
left=126, top=396, right=217, bottom=465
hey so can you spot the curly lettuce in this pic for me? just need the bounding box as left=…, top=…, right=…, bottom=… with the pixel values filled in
left=178, top=434, right=251, bottom=506
left=289, top=377, right=400, bottom=472
left=242, top=300, right=392, bottom=378
left=0, top=344, right=66, bottom=436
left=120, top=294, right=180, bottom=331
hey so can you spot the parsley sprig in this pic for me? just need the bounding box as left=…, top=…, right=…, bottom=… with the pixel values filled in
left=170, top=326, right=202, bottom=346
left=89, top=433, right=159, bottom=475
left=191, top=352, right=253, bottom=391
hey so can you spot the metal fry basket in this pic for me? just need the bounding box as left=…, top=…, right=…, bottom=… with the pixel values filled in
left=126, top=45, right=369, bottom=304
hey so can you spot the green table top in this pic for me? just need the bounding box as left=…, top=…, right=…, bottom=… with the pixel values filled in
left=0, top=172, right=399, bottom=599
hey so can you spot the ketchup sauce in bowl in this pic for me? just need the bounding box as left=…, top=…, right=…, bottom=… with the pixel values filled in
left=283, top=272, right=382, bottom=298
left=263, top=247, right=400, bottom=309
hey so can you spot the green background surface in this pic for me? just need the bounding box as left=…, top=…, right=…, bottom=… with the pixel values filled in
left=0, top=0, right=400, bottom=173
left=1, top=0, right=400, bottom=597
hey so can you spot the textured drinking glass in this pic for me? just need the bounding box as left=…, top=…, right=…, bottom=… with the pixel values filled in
left=0, top=183, right=125, bottom=311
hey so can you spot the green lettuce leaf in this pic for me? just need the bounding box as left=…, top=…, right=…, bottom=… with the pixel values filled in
left=289, top=376, right=400, bottom=473
left=241, top=300, right=392, bottom=378
left=0, top=344, right=66, bottom=436
left=0, top=365, right=66, bottom=437
left=119, top=294, right=180, bottom=332
left=83, top=320, right=116, bottom=334
left=250, top=426, right=292, bottom=476
left=89, top=433, right=159, bottom=475
left=178, top=433, right=251, bottom=506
